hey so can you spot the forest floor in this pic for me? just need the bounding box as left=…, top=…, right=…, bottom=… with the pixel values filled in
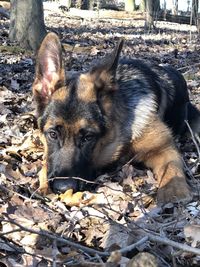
left=1, top=2, right=200, bottom=267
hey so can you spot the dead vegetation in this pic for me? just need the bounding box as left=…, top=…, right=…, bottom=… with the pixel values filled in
left=1, top=3, right=200, bottom=267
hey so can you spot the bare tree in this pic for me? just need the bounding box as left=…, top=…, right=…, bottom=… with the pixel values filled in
left=9, top=0, right=46, bottom=52
left=125, top=0, right=136, bottom=11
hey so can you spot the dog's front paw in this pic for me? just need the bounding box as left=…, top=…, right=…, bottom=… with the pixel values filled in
left=157, top=176, right=192, bottom=204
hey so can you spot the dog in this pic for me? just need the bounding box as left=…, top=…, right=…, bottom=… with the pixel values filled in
left=33, top=32, right=200, bottom=204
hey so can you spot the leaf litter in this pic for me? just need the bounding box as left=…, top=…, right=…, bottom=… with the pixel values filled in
left=1, top=2, right=200, bottom=266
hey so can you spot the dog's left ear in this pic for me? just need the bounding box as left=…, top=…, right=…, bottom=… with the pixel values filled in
left=90, top=39, right=124, bottom=92
left=33, top=32, right=65, bottom=115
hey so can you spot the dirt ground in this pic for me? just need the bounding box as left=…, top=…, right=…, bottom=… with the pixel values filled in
left=1, top=3, right=200, bottom=267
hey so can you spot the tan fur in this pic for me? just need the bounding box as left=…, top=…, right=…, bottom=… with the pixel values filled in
left=33, top=33, right=192, bottom=204
left=92, top=116, right=191, bottom=203
left=43, top=117, right=66, bottom=132
left=77, top=74, right=97, bottom=102
left=52, top=87, right=69, bottom=101
left=132, top=117, right=191, bottom=203
left=43, top=117, right=99, bottom=135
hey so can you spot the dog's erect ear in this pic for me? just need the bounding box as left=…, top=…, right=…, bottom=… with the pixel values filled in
left=32, top=32, right=65, bottom=115
left=90, top=39, right=124, bottom=92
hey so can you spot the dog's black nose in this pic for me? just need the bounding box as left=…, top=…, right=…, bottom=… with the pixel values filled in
left=50, top=178, right=79, bottom=194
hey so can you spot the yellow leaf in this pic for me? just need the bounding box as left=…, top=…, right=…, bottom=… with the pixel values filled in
left=60, top=189, right=84, bottom=207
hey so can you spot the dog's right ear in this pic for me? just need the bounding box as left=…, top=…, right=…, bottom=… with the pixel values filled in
left=89, top=39, right=124, bottom=92
left=32, top=32, right=65, bottom=115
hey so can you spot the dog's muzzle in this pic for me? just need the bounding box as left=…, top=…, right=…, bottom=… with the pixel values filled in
left=50, top=177, right=79, bottom=194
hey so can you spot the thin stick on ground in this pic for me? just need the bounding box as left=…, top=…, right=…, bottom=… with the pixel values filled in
left=2, top=214, right=200, bottom=257
left=178, top=62, right=200, bottom=71
left=147, top=233, right=200, bottom=255
left=185, top=119, right=200, bottom=160
left=119, top=236, right=149, bottom=254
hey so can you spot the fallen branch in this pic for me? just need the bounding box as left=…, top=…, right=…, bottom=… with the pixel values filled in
left=3, top=214, right=200, bottom=258
left=2, top=214, right=148, bottom=257
left=2, top=215, right=110, bottom=257
left=147, top=232, right=200, bottom=255
left=119, top=236, right=149, bottom=254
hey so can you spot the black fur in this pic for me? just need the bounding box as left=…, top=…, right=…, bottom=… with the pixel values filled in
left=34, top=35, right=200, bottom=195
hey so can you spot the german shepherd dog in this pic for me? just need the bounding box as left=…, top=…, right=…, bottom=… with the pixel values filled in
left=33, top=32, right=200, bottom=204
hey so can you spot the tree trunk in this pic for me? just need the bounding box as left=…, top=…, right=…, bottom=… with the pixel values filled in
left=9, top=0, right=46, bottom=52
left=145, top=0, right=160, bottom=32
left=171, top=0, right=178, bottom=15
left=145, top=0, right=154, bottom=31
left=82, top=0, right=94, bottom=10
left=192, top=0, right=198, bottom=23
left=125, top=0, right=136, bottom=12
left=76, top=0, right=82, bottom=9
left=140, top=0, right=146, bottom=12
left=175, top=0, right=178, bottom=14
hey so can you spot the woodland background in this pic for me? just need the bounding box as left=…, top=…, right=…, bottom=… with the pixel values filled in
left=1, top=0, right=200, bottom=266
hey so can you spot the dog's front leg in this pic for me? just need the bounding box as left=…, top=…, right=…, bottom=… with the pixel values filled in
left=145, top=147, right=191, bottom=204
left=133, top=118, right=192, bottom=204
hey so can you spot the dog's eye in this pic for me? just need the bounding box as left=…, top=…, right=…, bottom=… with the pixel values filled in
left=81, top=133, right=95, bottom=144
left=84, top=134, right=94, bottom=142
left=48, top=130, right=58, bottom=140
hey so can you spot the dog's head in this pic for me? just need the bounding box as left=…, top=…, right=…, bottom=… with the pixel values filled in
left=33, top=33, right=124, bottom=193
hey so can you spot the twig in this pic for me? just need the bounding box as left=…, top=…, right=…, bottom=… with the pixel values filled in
left=147, top=233, right=200, bottom=255
left=0, top=228, right=21, bottom=236
left=119, top=236, right=149, bottom=254
left=0, top=238, right=24, bottom=253
left=52, top=240, right=57, bottom=267
left=1, top=215, right=110, bottom=257
left=2, top=215, right=148, bottom=257
left=3, top=214, right=200, bottom=258
left=0, top=184, right=35, bottom=202
left=194, top=134, right=200, bottom=148
left=0, top=237, right=52, bottom=263
left=185, top=120, right=200, bottom=160
left=177, top=62, right=200, bottom=71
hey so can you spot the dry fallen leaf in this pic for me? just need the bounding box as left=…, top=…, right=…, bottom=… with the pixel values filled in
left=184, top=224, right=200, bottom=247
left=59, top=189, right=84, bottom=206
left=1, top=4, right=200, bottom=267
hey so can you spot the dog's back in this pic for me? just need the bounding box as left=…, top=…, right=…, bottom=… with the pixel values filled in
left=114, top=58, right=198, bottom=138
